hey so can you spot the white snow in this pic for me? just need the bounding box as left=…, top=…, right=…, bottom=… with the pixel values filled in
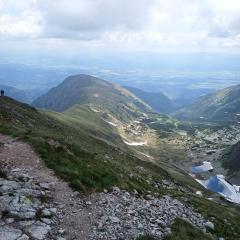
left=196, top=175, right=240, bottom=204
left=138, top=152, right=153, bottom=159
left=124, top=141, right=147, bottom=146
left=190, top=161, right=213, bottom=173
left=107, top=121, right=117, bottom=127
left=134, top=120, right=141, bottom=124
left=90, top=107, right=100, bottom=113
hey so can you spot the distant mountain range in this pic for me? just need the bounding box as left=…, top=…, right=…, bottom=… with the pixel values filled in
left=125, top=86, right=178, bottom=113
left=173, top=84, right=240, bottom=122
left=0, top=84, right=44, bottom=103
left=0, top=85, right=31, bottom=103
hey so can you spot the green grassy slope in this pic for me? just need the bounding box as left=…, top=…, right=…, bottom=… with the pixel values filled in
left=2, top=96, right=240, bottom=239
left=173, top=85, right=240, bottom=122
left=0, top=96, right=187, bottom=193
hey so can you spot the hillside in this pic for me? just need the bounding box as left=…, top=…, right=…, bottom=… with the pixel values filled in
left=32, top=74, right=152, bottom=123
left=125, top=86, right=178, bottom=113
left=2, top=96, right=240, bottom=239
left=173, top=84, right=240, bottom=121
left=222, top=141, right=240, bottom=173
left=229, top=142, right=240, bottom=171
left=0, top=96, right=195, bottom=193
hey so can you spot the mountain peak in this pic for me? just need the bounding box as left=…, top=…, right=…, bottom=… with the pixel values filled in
left=32, top=74, right=152, bottom=121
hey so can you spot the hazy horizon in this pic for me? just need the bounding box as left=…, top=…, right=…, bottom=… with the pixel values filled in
left=1, top=0, right=240, bottom=98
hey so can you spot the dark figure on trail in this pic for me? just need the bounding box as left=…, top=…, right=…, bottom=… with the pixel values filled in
left=0, top=90, right=4, bottom=97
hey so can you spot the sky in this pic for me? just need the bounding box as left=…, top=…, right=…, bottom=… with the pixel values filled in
left=1, top=0, right=240, bottom=54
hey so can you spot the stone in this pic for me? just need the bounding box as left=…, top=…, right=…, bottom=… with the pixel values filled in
left=41, top=218, right=52, bottom=225
left=109, top=216, right=120, bottom=224
left=196, top=191, right=202, bottom=196
left=58, top=229, right=65, bottom=234
left=0, top=226, right=22, bottom=240
left=56, top=237, right=66, bottom=240
left=18, top=234, right=30, bottom=240
left=39, top=183, right=51, bottom=190
left=205, top=221, right=214, bottom=230
left=18, top=221, right=35, bottom=227
left=26, top=221, right=51, bottom=240
left=42, top=209, right=52, bottom=217
left=112, top=187, right=120, bottom=193
left=5, top=218, right=15, bottom=224
left=49, top=208, right=57, bottom=215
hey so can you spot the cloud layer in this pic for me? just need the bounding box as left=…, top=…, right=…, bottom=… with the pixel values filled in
left=1, top=0, right=240, bottom=51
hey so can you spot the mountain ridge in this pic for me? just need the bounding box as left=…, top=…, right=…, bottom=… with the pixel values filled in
left=173, top=84, right=240, bottom=121
left=32, top=74, right=153, bottom=123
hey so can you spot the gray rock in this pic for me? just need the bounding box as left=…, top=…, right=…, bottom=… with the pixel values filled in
left=112, top=187, right=120, bottom=193
left=109, top=216, right=120, bottom=224
left=41, top=209, right=52, bottom=217
left=17, top=234, right=30, bottom=240
left=26, top=221, right=51, bottom=240
left=41, top=218, right=52, bottom=225
left=89, top=190, right=208, bottom=240
left=49, top=208, right=57, bottom=215
left=0, top=226, right=22, bottom=240
left=205, top=221, right=214, bottom=230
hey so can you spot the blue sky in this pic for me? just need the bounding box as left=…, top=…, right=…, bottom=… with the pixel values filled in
left=1, top=0, right=240, bottom=53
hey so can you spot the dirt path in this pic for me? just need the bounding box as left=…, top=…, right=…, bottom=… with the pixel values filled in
left=0, top=134, right=93, bottom=240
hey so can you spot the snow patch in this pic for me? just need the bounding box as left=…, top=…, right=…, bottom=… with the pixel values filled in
left=190, top=161, right=213, bottom=173
left=139, top=152, right=153, bottom=159
left=197, top=175, right=240, bottom=204
left=107, top=121, right=117, bottom=127
left=124, top=141, right=147, bottom=146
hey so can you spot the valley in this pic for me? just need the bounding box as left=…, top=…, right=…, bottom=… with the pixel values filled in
left=1, top=74, right=240, bottom=240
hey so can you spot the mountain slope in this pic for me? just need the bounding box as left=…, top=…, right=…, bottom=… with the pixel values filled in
left=0, top=96, right=191, bottom=192
left=125, top=86, right=178, bottom=113
left=222, top=141, right=240, bottom=172
left=2, top=96, right=240, bottom=239
left=173, top=84, right=240, bottom=121
left=32, top=74, right=152, bottom=122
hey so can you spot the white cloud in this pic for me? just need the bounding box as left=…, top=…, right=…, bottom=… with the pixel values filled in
left=0, top=0, right=240, bottom=51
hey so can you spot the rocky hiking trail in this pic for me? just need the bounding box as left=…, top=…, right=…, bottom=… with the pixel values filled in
left=0, top=134, right=92, bottom=240
left=0, top=134, right=212, bottom=240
